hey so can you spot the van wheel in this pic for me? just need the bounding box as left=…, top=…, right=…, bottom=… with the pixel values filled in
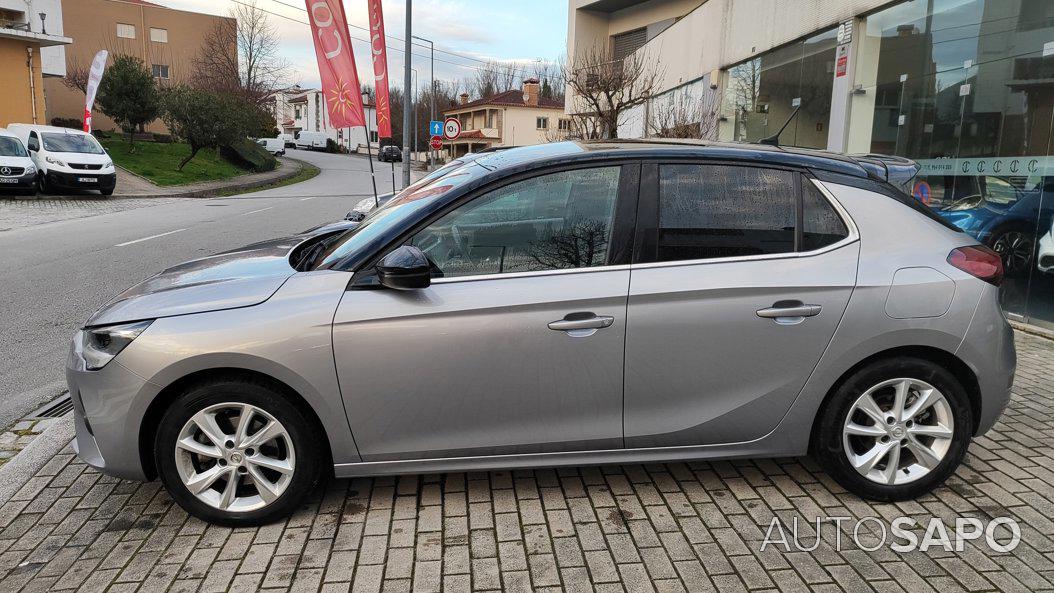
left=814, top=357, right=972, bottom=501
left=36, top=174, right=50, bottom=195
left=154, top=379, right=324, bottom=526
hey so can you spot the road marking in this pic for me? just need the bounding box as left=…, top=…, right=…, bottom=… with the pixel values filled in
left=241, top=206, right=276, bottom=216
left=299, top=197, right=317, bottom=201
left=114, top=228, right=187, bottom=247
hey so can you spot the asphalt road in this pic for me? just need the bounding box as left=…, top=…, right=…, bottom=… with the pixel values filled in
left=0, top=149, right=402, bottom=427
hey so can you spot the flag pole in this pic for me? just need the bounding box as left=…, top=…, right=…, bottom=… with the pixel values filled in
left=363, top=132, right=380, bottom=208
left=391, top=161, right=396, bottom=192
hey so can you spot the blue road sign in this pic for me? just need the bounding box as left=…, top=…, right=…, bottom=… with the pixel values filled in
left=429, top=120, right=443, bottom=137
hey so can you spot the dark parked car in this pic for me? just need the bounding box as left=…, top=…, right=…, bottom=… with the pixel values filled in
left=378, top=145, right=402, bottom=162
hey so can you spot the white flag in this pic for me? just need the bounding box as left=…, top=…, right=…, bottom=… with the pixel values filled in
left=83, top=50, right=109, bottom=132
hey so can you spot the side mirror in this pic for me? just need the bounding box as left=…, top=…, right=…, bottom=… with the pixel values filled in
left=376, top=245, right=431, bottom=290
left=345, top=210, right=365, bottom=222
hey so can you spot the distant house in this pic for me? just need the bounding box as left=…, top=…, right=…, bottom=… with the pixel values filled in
left=442, top=78, right=567, bottom=157
left=289, top=88, right=378, bottom=152
left=0, top=0, right=70, bottom=127
left=43, top=0, right=237, bottom=134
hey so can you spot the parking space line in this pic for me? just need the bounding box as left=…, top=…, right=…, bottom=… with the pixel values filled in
left=241, top=207, right=276, bottom=216
left=114, top=228, right=187, bottom=247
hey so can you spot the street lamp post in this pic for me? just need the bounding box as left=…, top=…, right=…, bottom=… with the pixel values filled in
left=401, top=0, right=412, bottom=187
left=411, top=35, right=435, bottom=170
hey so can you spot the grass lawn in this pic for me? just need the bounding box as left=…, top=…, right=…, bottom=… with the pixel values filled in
left=101, top=138, right=248, bottom=187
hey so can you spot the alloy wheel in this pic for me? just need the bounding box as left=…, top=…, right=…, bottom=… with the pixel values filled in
left=174, top=402, right=296, bottom=512
left=992, top=231, right=1033, bottom=275
left=842, top=378, right=954, bottom=485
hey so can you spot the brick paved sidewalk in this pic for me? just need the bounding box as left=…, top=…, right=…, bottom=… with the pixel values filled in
left=0, top=334, right=1052, bottom=593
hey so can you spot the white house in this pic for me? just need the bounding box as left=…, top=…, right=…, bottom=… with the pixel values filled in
left=292, top=88, right=378, bottom=153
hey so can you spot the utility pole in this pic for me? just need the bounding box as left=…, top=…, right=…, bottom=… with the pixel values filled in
left=401, top=0, right=413, bottom=187
left=412, top=35, right=434, bottom=170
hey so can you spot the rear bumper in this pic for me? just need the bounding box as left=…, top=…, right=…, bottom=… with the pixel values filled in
left=46, top=170, right=116, bottom=191
left=957, top=286, right=1016, bottom=436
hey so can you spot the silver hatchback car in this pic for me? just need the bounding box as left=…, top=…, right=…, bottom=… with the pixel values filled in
left=68, top=141, right=1015, bottom=525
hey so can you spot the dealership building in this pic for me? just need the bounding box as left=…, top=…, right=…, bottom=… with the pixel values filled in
left=567, top=0, right=1054, bottom=329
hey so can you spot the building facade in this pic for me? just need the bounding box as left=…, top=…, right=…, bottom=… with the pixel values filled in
left=442, top=79, right=569, bottom=157
left=0, top=0, right=70, bottom=127
left=290, top=88, right=379, bottom=152
left=568, top=0, right=1054, bottom=330
left=43, top=0, right=235, bottom=134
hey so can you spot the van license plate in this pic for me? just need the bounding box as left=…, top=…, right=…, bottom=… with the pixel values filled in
left=78, top=177, right=97, bottom=183
left=0, top=179, right=16, bottom=184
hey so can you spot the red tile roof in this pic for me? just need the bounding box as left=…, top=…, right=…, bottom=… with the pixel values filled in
left=444, top=89, right=564, bottom=113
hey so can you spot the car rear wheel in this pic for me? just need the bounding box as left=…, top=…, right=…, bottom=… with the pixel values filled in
left=155, top=379, right=323, bottom=526
left=815, top=358, right=972, bottom=501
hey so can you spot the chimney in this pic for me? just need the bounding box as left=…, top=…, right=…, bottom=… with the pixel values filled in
left=459, top=92, right=470, bottom=105
left=522, top=78, right=540, bottom=107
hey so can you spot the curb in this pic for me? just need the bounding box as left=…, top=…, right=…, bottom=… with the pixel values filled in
left=117, top=157, right=306, bottom=199
left=1010, top=320, right=1054, bottom=341
left=0, top=417, right=73, bottom=504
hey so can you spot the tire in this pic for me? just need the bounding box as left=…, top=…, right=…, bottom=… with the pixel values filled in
left=100, top=187, right=114, bottom=196
left=36, top=174, right=49, bottom=195
left=154, top=378, right=324, bottom=526
left=814, top=357, right=972, bottom=501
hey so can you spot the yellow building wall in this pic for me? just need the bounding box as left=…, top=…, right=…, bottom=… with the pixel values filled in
left=0, top=39, right=47, bottom=127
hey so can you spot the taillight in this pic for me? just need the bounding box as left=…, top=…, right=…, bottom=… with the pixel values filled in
left=947, top=245, right=1003, bottom=286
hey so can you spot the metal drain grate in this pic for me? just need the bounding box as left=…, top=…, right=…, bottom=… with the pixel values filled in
left=28, top=393, right=74, bottom=418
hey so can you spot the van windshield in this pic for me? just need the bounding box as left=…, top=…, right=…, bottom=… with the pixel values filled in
left=0, top=137, right=28, bottom=157
left=42, top=133, right=105, bottom=154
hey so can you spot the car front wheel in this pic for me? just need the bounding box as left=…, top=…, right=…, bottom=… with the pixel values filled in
left=155, top=379, right=324, bottom=526
left=815, top=358, right=972, bottom=501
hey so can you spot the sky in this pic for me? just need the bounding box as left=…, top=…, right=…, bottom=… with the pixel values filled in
left=149, top=0, right=570, bottom=93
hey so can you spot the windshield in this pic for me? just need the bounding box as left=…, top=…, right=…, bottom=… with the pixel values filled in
left=0, top=137, right=28, bottom=157
left=41, top=132, right=105, bottom=154
left=311, top=165, right=481, bottom=270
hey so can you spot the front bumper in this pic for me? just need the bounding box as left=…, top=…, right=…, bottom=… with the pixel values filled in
left=0, top=172, right=36, bottom=190
left=1038, top=231, right=1054, bottom=274
left=46, top=170, right=116, bottom=191
left=67, top=341, right=160, bottom=481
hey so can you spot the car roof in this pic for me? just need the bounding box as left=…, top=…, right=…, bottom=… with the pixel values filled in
left=7, top=124, right=91, bottom=135
left=0, top=129, right=19, bottom=139
left=471, top=140, right=912, bottom=183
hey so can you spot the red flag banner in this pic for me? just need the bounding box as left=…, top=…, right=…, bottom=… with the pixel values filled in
left=305, top=0, right=366, bottom=128
left=367, top=0, right=392, bottom=138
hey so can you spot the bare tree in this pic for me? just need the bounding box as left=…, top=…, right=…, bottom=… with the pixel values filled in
left=650, top=81, right=719, bottom=140
left=193, top=0, right=292, bottom=103
left=528, top=220, right=610, bottom=270
left=563, top=43, right=663, bottom=139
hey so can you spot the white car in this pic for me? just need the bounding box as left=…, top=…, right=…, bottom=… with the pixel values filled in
left=0, top=129, right=37, bottom=195
left=255, top=137, right=286, bottom=157
left=294, top=131, right=328, bottom=150
left=7, top=124, right=116, bottom=195
left=1039, top=218, right=1054, bottom=274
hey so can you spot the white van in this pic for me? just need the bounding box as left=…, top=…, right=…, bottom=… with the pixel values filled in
left=278, top=133, right=295, bottom=148
left=7, top=124, right=116, bottom=195
left=295, top=131, right=329, bottom=150
left=0, top=129, right=37, bottom=195
left=256, top=137, right=286, bottom=157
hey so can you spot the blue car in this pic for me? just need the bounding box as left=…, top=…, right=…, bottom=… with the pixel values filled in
left=934, top=176, right=1054, bottom=276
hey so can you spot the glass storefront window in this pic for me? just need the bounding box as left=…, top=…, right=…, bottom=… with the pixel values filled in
left=727, top=28, right=837, bottom=149
left=860, top=0, right=1054, bottom=327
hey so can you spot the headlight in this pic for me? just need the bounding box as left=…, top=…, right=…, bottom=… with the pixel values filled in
left=104, top=161, right=113, bottom=168
left=352, top=196, right=376, bottom=214
left=25, top=165, right=35, bottom=174
left=45, top=156, right=66, bottom=167
left=78, top=320, right=152, bottom=370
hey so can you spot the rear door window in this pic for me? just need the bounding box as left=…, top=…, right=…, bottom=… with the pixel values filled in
left=656, top=164, right=796, bottom=261
left=802, top=180, right=849, bottom=251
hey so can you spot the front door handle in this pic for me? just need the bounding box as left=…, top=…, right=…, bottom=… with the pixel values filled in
left=548, top=313, right=614, bottom=337
left=756, top=301, right=822, bottom=325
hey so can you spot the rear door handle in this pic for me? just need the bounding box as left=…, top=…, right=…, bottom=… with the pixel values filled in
left=548, top=313, right=614, bottom=337
left=756, top=301, right=822, bottom=325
